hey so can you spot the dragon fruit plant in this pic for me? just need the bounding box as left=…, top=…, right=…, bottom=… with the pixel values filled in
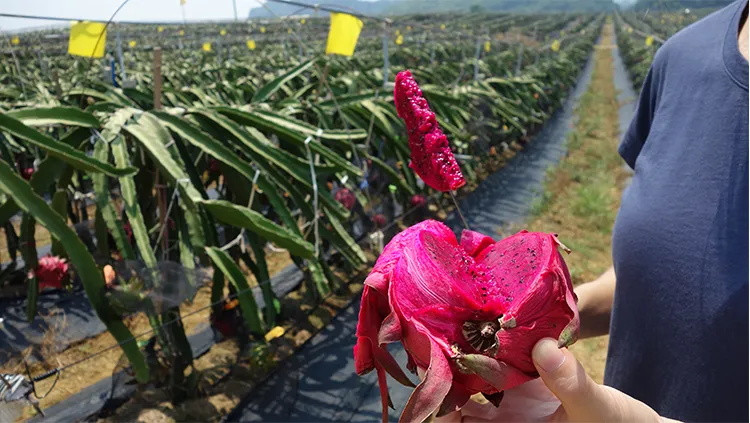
left=354, top=220, right=578, bottom=422
left=394, top=70, right=466, bottom=193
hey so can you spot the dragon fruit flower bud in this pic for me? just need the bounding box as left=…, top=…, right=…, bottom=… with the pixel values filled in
left=334, top=188, right=357, bottom=211
left=394, top=70, right=466, bottom=192
left=36, top=255, right=69, bottom=290
left=354, top=220, right=579, bottom=422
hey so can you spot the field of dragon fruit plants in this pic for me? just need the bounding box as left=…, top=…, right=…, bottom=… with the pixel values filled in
left=0, top=11, right=603, bottom=419
left=614, top=8, right=714, bottom=88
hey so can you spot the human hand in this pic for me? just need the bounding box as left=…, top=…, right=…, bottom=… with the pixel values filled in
left=436, top=338, right=680, bottom=422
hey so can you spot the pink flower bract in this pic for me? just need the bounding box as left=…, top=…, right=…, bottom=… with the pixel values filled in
left=354, top=220, right=578, bottom=422
left=394, top=70, right=466, bottom=192
left=36, top=255, right=69, bottom=290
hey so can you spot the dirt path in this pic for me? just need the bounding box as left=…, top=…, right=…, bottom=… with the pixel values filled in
left=523, top=20, right=631, bottom=383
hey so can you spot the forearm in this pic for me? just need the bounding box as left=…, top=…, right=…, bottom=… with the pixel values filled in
left=575, top=266, right=616, bottom=339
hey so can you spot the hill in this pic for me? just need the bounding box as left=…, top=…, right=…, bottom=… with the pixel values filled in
left=248, top=0, right=617, bottom=18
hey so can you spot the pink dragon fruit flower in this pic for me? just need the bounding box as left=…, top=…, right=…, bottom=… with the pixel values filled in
left=409, top=194, right=427, bottom=209
left=35, top=255, right=69, bottom=290
left=354, top=220, right=578, bottom=422
left=334, top=188, right=357, bottom=211
left=394, top=70, right=466, bottom=192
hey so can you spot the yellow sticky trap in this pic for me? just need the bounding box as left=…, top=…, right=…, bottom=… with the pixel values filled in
left=68, top=21, right=107, bottom=58
left=264, top=326, right=285, bottom=342
left=484, top=40, right=491, bottom=52
left=300, top=18, right=306, bottom=24
left=128, top=40, right=137, bottom=48
left=325, top=13, right=363, bottom=57
left=645, top=36, right=654, bottom=46
left=220, top=29, right=227, bottom=36
left=202, top=42, right=212, bottom=52
left=246, top=39, right=256, bottom=50
left=550, top=39, right=561, bottom=52
left=158, top=26, right=165, bottom=33
left=260, top=26, right=266, bottom=33
left=395, top=34, right=404, bottom=45
left=440, top=24, right=446, bottom=30
left=11, top=36, right=19, bottom=45
left=179, top=29, right=185, bottom=36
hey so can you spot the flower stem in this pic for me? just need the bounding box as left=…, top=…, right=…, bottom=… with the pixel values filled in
left=449, top=191, right=470, bottom=230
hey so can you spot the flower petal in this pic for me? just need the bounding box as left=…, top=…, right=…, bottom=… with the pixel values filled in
left=365, top=220, right=455, bottom=294
left=436, top=384, right=473, bottom=417
left=378, top=312, right=402, bottom=345
left=355, top=286, right=415, bottom=387
left=495, top=268, right=577, bottom=373
left=460, top=229, right=495, bottom=258
left=392, top=231, right=483, bottom=320
left=455, top=352, right=533, bottom=392
left=400, top=338, right=452, bottom=423
left=474, top=230, right=551, bottom=306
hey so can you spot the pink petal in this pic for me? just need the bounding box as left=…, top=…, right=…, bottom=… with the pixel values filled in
left=459, top=230, right=495, bottom=258
left=354, top=336, right=374, bottom=375
left=436, top=384, right=473, bottom=417
left=378, top=312, right=402, bottom=345
left=494, top=268, right=577, bottom=374
left=474, top=230, right=550, bottom=306
left=391, top=231, right=483, bottom=320
left=377, top=367, right=391, bottom=423
left=365, top=220, right=455, bottom=294
left=400, top=338, right=452, bottom=423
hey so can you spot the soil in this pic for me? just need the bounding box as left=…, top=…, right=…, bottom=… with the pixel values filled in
left=1, top=247, right=293, bottom=421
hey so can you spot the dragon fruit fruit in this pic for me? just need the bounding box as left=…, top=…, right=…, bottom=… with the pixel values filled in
left=354, top=220, right=578, bottom=422
left=21, top=167, right=34, bottom=180
left=409, top=194, right=427, bottom=209
left=335, top=188, right=357, bottom=210
left=372, top=214, right=387, bottom=229
left=394, top=70, right=466, bottom=192
left=35, top=255, right=69, bottom=290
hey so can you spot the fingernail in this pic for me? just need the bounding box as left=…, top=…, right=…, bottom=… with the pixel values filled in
left=532, top=338, right=566, bottom=373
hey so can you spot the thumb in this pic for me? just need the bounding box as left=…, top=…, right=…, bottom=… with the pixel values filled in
left=531, top=338, right=612, bottom=421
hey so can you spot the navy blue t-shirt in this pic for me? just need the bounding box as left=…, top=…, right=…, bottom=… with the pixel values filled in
left=606, top=1, right=749, bottom=421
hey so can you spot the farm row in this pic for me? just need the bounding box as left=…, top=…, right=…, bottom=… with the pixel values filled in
left=0, top=12, right=602, bottom=412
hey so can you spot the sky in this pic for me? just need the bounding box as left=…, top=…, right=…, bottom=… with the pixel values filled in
left=0, top=0, right=269, bottom=32
left=1, top=0, right=631, bottom=32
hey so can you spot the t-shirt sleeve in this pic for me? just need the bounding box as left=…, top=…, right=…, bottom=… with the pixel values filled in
left=619, top=64, right=660, bottom=169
